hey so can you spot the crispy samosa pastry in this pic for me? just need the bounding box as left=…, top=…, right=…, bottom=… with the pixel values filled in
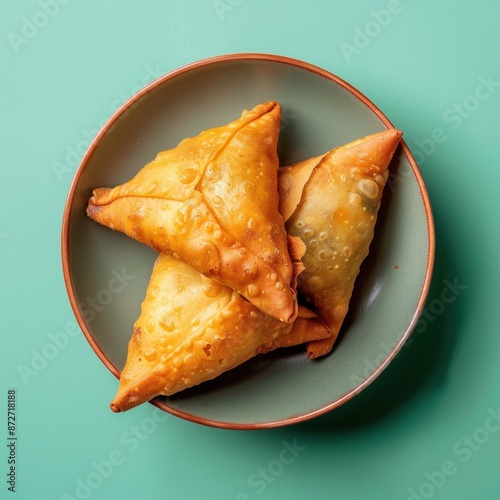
left=110, top=253, right=329, bottom=412
left=87, top=102, right=298, bottom=323
left=278, top=129, right=402, bottom=358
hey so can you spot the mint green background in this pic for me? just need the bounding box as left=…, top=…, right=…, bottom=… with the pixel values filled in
left=1, top=1, right=499, bottom=499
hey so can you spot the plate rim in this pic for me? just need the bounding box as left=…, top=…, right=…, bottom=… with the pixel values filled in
left=61, top=52, right=435, bottom=429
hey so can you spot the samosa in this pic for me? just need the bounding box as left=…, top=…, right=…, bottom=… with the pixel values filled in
left=278, top=129, right=402, bottom=358
left=110, top=253, right=329, bottom=413
left=87, top=102, right=298, bottom=323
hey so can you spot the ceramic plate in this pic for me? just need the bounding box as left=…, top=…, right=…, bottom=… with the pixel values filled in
left=62, top=54, right=434, bottom=429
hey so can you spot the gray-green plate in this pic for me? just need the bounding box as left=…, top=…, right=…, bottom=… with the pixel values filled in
left=62, top=54, right=435, bottom=429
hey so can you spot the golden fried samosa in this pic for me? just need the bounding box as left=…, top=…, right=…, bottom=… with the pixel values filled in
left=278, top=129, right=402, bottom=358
left=110, top=253, right=329, bottom=412
left=87, top=102, right=298, bottom=323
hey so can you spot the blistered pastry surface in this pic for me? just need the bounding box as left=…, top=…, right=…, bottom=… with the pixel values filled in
left=111, top=254, right=329, bottom=411
left=285, top=130, right=402, bottom=357
left=87, top=102, right=297, bottom=323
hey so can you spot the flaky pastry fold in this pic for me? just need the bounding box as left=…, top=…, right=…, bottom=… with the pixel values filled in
left=87, top=102, right=298, bottom=323
left=110, top=254, right=329, bottom=412
left=278, top=129, right=402, bottom=358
